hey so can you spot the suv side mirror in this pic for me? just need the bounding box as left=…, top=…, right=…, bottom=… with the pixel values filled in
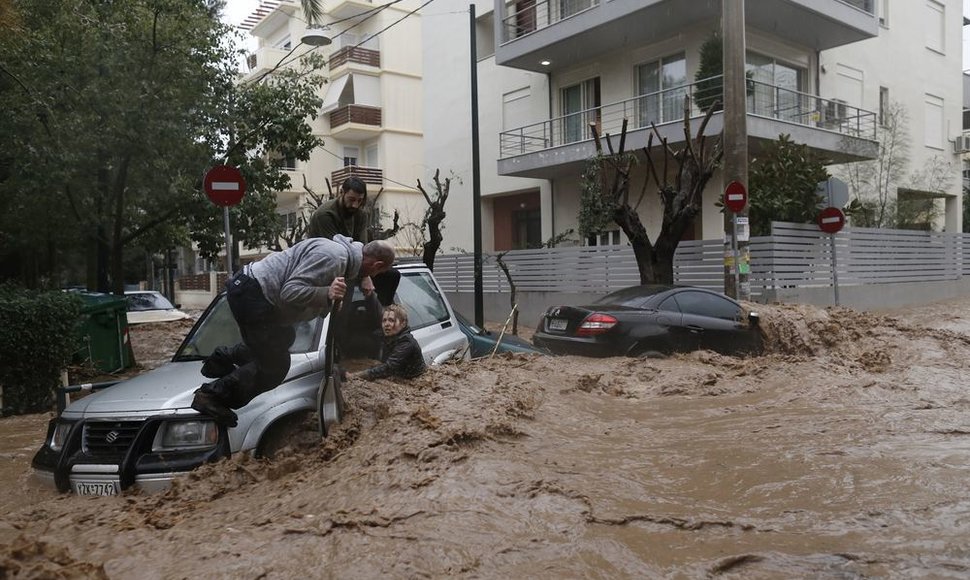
left=748, top=311, right=760, bottom=325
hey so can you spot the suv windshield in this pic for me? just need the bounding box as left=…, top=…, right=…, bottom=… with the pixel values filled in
left=174, top=294, right=320, bottom=360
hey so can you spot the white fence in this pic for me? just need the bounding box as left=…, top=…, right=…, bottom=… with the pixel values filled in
left=432, top=222, right=970, bottom=321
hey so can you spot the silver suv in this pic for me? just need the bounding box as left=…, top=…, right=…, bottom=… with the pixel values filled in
left=32, top=264, right=467, bottom=496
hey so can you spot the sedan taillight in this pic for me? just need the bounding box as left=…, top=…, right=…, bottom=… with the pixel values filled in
left=575, top=313, right=618, bottom=336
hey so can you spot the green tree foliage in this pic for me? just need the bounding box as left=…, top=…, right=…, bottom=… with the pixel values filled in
left=0, top=0, right=324, bottom=291
left=694, top=31, right=723, bottom=113
left=748, top=134, right=830, bottom=236
left=0, top=286, right=81, bottom=414
left=578, top=153, right=629, bottom=240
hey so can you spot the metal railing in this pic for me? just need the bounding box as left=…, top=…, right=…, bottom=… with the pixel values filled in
left=501, top=0, right=599, bottom=42
left=499, top=75, right=877, bottom=158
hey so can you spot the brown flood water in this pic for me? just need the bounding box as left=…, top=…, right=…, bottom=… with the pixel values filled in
left=2, top=301, right=970, bottom=578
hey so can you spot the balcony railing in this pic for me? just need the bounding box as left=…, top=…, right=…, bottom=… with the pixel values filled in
left=330, top=104, right=382, bottom=128
left=329, top=46, right=380, bottom=68
left=332, top=165, right=382, bottom=187
left=501, top=0, right=599, bottom=42
left=498, top=75, right=877, bottom=158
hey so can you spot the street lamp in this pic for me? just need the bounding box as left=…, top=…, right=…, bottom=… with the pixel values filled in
left=301, top=26, right=333, bottom=46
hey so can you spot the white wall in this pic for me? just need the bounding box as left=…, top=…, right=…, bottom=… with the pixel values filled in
left=821, top=0, right=963, bottom=231
left=422, top=0, right=552, bottom=253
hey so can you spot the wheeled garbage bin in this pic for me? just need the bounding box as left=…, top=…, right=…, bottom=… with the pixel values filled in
left=75, top=292, right=134, bottom=373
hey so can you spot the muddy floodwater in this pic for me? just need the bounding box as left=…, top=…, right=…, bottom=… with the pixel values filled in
left=2, top=300, right=970, bottom=578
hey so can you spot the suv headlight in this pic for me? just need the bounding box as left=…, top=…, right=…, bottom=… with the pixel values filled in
left=152, top=420, right=218, bottom=451
left=49, top=421, right=73, bottom=452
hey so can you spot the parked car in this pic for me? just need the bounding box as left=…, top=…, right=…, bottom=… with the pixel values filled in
left=454, top=311, right=549, bottom=359
left=33, top=264, right=468, bottom=496
left=533, top=285, right=762, bottom=357
left=125, top=290, right=191, bottom=324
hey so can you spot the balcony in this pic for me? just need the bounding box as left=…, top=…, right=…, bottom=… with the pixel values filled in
left=495, top=0, right=878, bottom=73
left=329, top=104, right=382, bottom=140
left=497, top=75, right=879, bottom=179
left=244, top=46, right=291, bottom=77
left=328, top=0, right=376, bottom=20
left=332, top=165, right=383, bottom=187
left=329, top=46, right=380, bottom=69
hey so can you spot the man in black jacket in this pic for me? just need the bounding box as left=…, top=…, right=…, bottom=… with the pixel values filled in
left=349, top=304, right=426, bottom=380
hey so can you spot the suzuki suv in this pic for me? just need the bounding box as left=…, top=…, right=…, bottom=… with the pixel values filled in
left=32, top=264, right=467, bottom=495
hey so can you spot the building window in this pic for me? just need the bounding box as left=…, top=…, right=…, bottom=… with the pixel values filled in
left=746, top=52, right=806, bottom=123
left=925, top=0, right=945, bottom=54
left=636, top=53, right=687, bottom=127
left=561, top=77, right=600, bottom=144
left=269, top=151, right=296, bottom=170
left=924, top=94, right=944, bottom=149
left=879, top=86, right=889, bottom=126
left=879, top=0, right=889, bottom=27
left=343, top=146, right=359, bottom=167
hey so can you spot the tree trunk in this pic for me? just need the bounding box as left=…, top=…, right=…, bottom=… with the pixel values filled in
left=421, top=207, right=445, bottom=271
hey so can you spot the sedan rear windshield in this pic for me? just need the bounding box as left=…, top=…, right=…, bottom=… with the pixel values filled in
left=594, top=285, right=671, bottom=307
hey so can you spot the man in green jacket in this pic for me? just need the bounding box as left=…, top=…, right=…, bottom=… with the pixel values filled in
left=307, top=176, right=368, bottom=243
left=306, top=176, right=400, bottom=306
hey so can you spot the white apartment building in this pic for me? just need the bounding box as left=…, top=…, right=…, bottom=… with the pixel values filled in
left=239, top=0, right=427, bottom=259
left=424, top=0, right=964, bottom=253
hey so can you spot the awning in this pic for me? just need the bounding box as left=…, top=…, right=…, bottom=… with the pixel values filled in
left=321, top=74, right=351, bottom=113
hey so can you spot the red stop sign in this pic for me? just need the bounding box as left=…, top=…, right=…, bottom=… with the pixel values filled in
left=724, top=181, right=747, bottom=213
left=818, top=206, right=846, bottom=234
left=203, top=165, right=246, bottom=207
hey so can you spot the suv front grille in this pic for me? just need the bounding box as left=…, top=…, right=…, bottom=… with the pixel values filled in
left=83, top=421, right=143, bottom=459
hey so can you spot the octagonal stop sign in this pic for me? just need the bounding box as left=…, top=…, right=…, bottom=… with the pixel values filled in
left=724, top=181, right=747, bottom=213
left=203, top=165, right=246, bottom=207
left=817, top=206, right=846, bottom=234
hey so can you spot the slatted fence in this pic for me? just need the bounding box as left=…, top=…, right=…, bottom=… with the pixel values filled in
left=430, top=222, right=970, bottom=296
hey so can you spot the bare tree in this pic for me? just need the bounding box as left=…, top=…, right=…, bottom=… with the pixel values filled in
left=415, top=169, right=451, bottom=270
left=581, top=97, right=722, bottom=284
left=839, top=101, right=953, bottom=229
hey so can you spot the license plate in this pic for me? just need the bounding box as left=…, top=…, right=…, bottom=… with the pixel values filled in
left=548, top=318, right=568, bottom=331
left=72, top=481, right=119, bottom=496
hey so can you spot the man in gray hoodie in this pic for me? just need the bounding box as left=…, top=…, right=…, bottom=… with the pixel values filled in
left=192, top=235, right=395, bottom=427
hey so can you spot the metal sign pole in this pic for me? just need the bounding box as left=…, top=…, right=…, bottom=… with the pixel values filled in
left=830, top=232, right=840, bottom=306
left=732, top=217, right=740, bottom=298
left=223, top=206, right=233, bottom=277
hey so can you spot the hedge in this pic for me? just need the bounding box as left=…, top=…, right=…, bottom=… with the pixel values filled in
left=0, top=286, right=82, bottom=415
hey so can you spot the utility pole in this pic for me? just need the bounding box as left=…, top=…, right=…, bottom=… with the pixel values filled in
left=470, top=3, right=484, bottom=327
left=722, top=0, right=750, bottom=300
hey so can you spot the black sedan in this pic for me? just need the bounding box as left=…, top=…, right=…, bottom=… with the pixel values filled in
left=533, top=285, right=762, bottom=357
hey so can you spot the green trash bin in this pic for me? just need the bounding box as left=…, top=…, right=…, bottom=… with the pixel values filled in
left=75, top=292, right=134, bottom=373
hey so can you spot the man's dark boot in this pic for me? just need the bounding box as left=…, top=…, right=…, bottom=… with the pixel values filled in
left=191, top=389, right=238, bottom=428
left=201, top=347, right=235, bottom=379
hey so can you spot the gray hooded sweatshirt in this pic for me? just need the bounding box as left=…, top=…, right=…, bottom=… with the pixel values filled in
left=247, top=235, right=362, bottom=324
